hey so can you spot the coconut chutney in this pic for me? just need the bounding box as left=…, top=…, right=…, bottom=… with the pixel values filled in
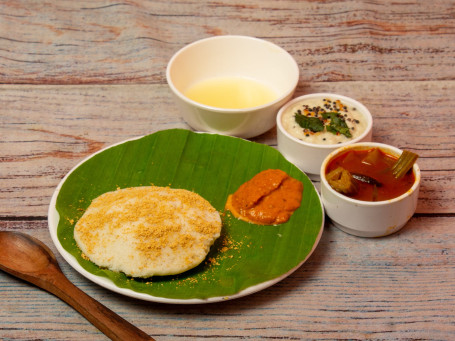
left=281, top=97, right=368, bottom=145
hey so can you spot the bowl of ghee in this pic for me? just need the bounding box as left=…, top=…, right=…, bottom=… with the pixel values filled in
left=166, top=35, right=299, bottom=138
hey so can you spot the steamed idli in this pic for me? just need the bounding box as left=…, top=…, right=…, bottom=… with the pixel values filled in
left=74, top=186, right=222, bottom=278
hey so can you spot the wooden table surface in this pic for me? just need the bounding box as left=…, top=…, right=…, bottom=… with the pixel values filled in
left=1, top=1, right=454, bottom=340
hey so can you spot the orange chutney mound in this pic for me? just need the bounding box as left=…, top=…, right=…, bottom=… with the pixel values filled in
left=225, top=169, right=304, bottom=225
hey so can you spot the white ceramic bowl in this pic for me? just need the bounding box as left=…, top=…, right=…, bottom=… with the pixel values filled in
left=320, top=142, right=421, bottom=237
left=166, top=35, right=299, bottom=138
left=276, top=93, right=373, bottom=179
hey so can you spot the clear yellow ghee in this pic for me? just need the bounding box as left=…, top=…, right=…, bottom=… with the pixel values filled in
left=184, top=77, right=277, bottom=109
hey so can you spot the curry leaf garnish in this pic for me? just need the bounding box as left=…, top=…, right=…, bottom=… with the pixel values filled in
left=322, top=112, right=352, bottom=138
left=294, top=112, right=324, bottom=132
left=352, top=173, right=382, bottom=187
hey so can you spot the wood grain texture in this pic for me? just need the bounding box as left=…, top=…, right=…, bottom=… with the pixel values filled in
left=1, top=0, right=454, bottom=340
left=1, top=1, right=455, bottom=84
left=1, top=81, right=454, bottom=216
left=0, top=231, right=154, bottom=340
left=1, top=221, right=454, bottom=340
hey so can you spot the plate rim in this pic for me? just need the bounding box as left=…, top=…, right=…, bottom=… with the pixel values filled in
left=48, top=130, right=325, bottom=304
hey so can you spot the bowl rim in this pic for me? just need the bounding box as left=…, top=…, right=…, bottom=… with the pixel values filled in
left=276, top=92, right=373, bottom=149
left=166, top=35, right=300, bottom=114
left=320, top=142, right=421, bottom=206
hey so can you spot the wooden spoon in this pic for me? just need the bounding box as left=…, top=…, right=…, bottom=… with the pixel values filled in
left=0, top=231, right=154, bottom=341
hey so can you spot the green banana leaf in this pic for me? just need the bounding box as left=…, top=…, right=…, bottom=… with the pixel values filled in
left=55, top=129, right=323, bottom=300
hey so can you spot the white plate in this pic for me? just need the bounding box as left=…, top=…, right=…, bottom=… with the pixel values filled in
left=48, top=130, right=324, bottom=304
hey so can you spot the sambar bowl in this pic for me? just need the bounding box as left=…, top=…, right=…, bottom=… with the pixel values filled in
left=320, top=142, right=421, bottom=238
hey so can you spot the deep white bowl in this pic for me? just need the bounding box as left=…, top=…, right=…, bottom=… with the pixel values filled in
left=320, top=142, right=421, bottom=237
left=166, top=35, right=299, bottom=138
left=277, top=93, right=373, bottom=179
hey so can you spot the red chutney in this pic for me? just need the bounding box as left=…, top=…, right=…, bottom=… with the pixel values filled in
left=326, top=148, right=415, bottom=201
left=225, top=169, right=303, bottom=225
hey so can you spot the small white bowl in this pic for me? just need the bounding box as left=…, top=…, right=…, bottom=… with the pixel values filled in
left=277, top=93, right=373, bottom=179
left=166, top=35, right=299, bottom=138
left=320, top=142, right=421, bottom=238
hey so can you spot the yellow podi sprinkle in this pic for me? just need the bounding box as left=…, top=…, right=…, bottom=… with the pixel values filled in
left=74, top=186, right=222, bottom=278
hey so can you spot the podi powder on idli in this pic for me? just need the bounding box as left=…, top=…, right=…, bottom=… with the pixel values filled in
left=74, top=186, right=222, bottom=278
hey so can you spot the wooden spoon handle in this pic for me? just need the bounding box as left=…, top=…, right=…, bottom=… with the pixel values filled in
left=41, top=266, right=154, bottom=341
